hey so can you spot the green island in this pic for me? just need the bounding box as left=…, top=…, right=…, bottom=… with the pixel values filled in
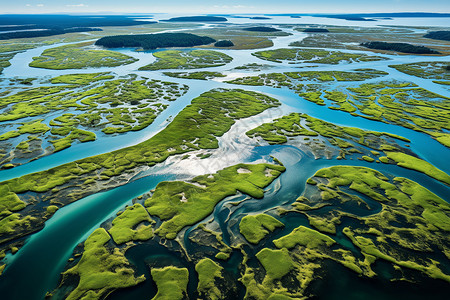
left=225, top=69, right=388, bottom=86
left=195, top=258, right=225, bottom=300
left=389, top=61, right=450, bottom=85
left=0, top=73, right=187, bottom=167
left=59, top=228, right=145, bottom=300
left=227, top=75, right=450, bottom=147
left=139, top=49, right=232, bottom=70
left=163, top=71, right=226, bottom=80
left=0, top=88, right=280, bottom=253
left=145, top=163, right=285, bottom=239
left=239, top=213, right=284, bottom=244
left=252, top=48, right=387, bottom=64
left=29, top=42, right=137, bottom=69
left=95, top=32, right=216, bottom=50
left=151, top=266, right=189, bottom=300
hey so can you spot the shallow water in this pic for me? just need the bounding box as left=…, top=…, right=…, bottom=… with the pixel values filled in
left=0, top=16, right=449, bottom=300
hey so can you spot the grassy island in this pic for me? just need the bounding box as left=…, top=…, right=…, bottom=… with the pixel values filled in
left=139, top=49, right=232, bottom=70
left=145, top=163, right=285, bottom=239
left=239, top=214, right=284, bottom=244
left=95, top=33, right=216, bottom=50
left=252, top=48, right=386, bottom=64
left=29, top=42, right=137, bottom=69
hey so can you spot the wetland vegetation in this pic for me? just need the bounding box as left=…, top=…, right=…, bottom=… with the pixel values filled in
left=139, top=49, right=232, bottom=70
left=29, top=42, right=137, bottom=69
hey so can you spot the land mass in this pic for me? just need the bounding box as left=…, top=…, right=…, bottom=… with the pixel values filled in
left=95, top=33, right=216, bottom=50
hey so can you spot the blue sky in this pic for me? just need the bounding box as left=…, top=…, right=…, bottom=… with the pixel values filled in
left=1, top=0, right=449, bottom=14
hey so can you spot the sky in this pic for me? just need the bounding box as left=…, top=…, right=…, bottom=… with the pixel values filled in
left=1, top=0, right=449, bottom=14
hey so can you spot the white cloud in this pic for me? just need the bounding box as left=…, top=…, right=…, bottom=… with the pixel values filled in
left=66, top=4, right=89, bottom=7
left=36, top=4, right=44, bottom=7
left=26, top=4, right=31, bottom=7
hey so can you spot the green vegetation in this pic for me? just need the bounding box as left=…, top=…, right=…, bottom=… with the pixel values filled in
left=256, top=248, right=295, bottom=280
left=233, top=79, right=450, bottom=147
left=361, top=41, right=440, bottom=54
left=96, top=32, right=216, bottom=50
left=109, top=204, right=154, bottom=244
left=163, top=71, right=225, bottom=80
left=214, top=40, right=234, bottom=47
left=151, top=266, right=189, bottom=300
left=139, top=49, right=232, bottom=70
left=384, top=151, right=450, bottom=184
left=389, top=62, right=450, bottom=84
left=50, top=72, right=114, bottom=84
left=29, top=42, right=137, bottom=69
left=145, top=163, right=285, bottom=239
left=0, top=73, right=187, bottom=167
left=195, top=258, right=224, bottom=300
left=0, top=89, right=280, bottom=249
left=424, top=31, right=450, bottom=41
left=273, top=226, right=336, bottom=249
left=62, top=228, right=145, bottom=300
left=246, top=112, right=411, bottom=161
left=297, top=166, right=450, bottom=281
left=226, top=69, right=388, bottom=86
left=243, top=27, right=282, bottom=32
left=239, top=214, right=284, bottom=244
left=252, top=48, right=386, bottom=64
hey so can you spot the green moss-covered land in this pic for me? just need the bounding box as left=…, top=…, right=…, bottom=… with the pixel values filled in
left=163, top=71, right=226, bottom=80
left=252, top=48, right=386, bottom=64
left=145, top=163, right=285, bottom=239
left=151, top=266, right=189, bottom=300
left=239, top=214, right=284, bottom=244
left=229, top=77, right=450, bottom=147
left=0, top=88, right=279, bottom=253
left=226, top=69, right=388, bottom=86
left=139, top=49, right=232, bottom=70
left=109, top=203, right=154, bottom=244
left=29, top=42, right=137, bottom=69
left=195, top=258, right=225, bottom=299
left=59, top=228, right=145, bottom=300
left=0, top=73, right=187, bottom=167
left=246, top=112, right=412, bottom=160
left=389, top=61, right=450, bottom=85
